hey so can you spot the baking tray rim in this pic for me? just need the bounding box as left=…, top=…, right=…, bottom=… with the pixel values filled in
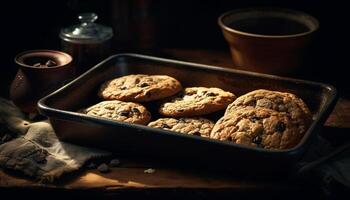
left=37, top=53, right=338, bottom=155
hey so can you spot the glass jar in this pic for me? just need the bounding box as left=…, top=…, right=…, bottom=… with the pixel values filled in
left=59, top=13, right=113, bottom=76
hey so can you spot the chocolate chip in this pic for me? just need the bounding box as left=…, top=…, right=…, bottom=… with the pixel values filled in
left=110, top=159, right=121, bottom=167
left=201, top=91, right=207, bottom=95
left=45, top=60, right=57, bottom=67
left=186, top=91, right=197, bottom=96
left=120, top=86, right=127, bottom=90
left=140, top=83, right=149, bottom=87
left=276, top=121, right=286, bottom=132
left=252, top=136, right=262, bottom=145
left=119, top=111, right=130, bottom=117
left=206, top=92, right=217, bottom=97
left=177, top=93, right=185, bottom=98
left=193, top=132, right=201, bottom=136
left=145, top=91, right=152, bottom=97
left=178, top=118, right=186, bottom=123
left=161, top=123, right=171, bottom=129
left=250, top=116, right=260, bottom=123
left=97, top=163, right=110, bottom=173
left=87, top=162, right=97, bottom=169
left=247, top=100, right=257, bottom=107
left=177, top=109, right=184, bottom=112
left=131, top=108, right=140, bottom=114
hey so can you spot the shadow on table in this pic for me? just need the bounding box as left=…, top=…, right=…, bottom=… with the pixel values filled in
left=320, top=126, right=350, bottom=146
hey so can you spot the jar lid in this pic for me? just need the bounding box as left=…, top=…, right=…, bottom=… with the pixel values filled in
left=60, top=13, right=113, bottom=44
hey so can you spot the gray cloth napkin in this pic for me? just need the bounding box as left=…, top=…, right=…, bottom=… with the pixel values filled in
left=297, top=139, right=350, bottom=197
left=0, top=98, right=110, bottom=182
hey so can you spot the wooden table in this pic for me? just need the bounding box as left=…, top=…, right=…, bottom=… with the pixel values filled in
left=1, top=49, right=349, bottom=199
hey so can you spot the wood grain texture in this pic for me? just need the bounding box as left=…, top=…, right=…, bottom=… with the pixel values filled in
left=0, top=166, right=298, bottom=191
left=325, top=98, right=350, bottom=128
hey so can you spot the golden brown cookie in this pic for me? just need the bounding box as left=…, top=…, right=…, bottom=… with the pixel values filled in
left=211, top=107, right=308, bottom=150
left=98, top=74, right=182, bottom=102
left=148, top=118, right=214, bottom=137
left=159, top=87, right=236, bottom=117
left=81, top=100, right=151, bottom=125
left=225, top=89, right=312, bottom=125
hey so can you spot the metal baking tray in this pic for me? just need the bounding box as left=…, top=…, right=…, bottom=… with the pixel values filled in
left=38, top=53, right=338, bottom=174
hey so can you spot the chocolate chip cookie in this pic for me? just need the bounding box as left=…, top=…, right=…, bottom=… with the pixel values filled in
left=148, top=118, right=214, bottom=137
left=225, top=89, right=312, bottom=125
left=98, top=74, right=182, bottom=102
left=81, top=100, right=151, bottom=125
left=159, top=87, right=236, bottom=117
left=211, top=107, right=307, bottom=150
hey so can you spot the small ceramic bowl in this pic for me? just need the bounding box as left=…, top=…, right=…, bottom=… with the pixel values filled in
left=10, top=50, right=74, bottom=113
left=218, top=7, right=319, bottom=75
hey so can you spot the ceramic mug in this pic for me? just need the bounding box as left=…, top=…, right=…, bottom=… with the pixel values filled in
left=10, top=50, right=74, bottom=113
left=218, top=7, right=319, bottom=76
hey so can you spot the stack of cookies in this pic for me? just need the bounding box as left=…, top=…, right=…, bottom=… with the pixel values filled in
left=80, top=74, right=312, bottom=150
left=150, top=87, right=236, bottom=137
left=80, top=74, right=183, bottom=125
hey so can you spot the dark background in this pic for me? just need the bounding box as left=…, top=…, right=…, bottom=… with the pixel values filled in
left=1, top=0, right=348, bottom=97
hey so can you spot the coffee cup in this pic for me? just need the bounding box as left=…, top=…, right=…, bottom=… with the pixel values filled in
left=218, top=7, right=319, bottom=75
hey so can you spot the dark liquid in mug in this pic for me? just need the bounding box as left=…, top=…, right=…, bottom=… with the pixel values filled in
left=229, top=17, right=310, bottom=35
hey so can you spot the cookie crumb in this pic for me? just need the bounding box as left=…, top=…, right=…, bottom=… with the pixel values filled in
left=144, top=168, right=155, bottom=174
left=97, top=163, right=110, bottom=173
left=87, top=162, right=97, bottom=169
left=110, top=159, right=121, bottom=167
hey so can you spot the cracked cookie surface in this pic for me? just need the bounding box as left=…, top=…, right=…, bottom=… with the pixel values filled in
left=159, top=87, right=236, bottom=117
left=98, top=74, right=182, bottom=102
left=211, top=107, right=307, bottom=150
left=81, top=100, right=151, bottom=125
left=225, top=89, right=312, bottom=126
left=148, top=118, right=214, bottom=137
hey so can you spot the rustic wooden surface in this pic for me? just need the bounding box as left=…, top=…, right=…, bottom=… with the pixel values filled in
left=0, top=49, right=349, bottom=197
left=0, top=166, right=299, bottom=191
